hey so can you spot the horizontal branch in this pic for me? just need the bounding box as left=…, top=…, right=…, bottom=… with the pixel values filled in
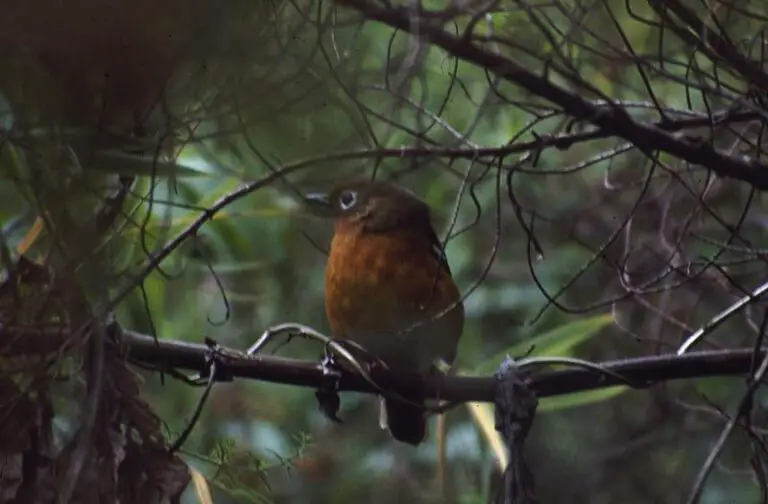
left=121, top=330, right=764, bottom=403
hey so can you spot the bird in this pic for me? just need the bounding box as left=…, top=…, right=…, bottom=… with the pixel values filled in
left=305, top=178, right=464, bottom=446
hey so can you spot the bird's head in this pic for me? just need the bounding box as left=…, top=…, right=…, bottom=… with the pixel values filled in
left=304, top=178, right=431, bottom=232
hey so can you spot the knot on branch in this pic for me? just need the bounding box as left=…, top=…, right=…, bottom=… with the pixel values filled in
left=494, top=357, right=538, bottom=504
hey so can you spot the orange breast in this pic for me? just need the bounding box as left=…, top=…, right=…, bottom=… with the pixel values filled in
left=324, top=225, right=463, bottom=372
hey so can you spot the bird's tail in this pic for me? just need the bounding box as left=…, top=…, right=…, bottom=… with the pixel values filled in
left=380, top=395, right=428, bottom=446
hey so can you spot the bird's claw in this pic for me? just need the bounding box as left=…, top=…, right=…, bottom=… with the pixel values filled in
left=315, top=349, right=344, bottom=423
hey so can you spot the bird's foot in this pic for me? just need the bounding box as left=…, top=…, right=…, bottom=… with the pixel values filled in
left=315, top=348, right=344, bottom=423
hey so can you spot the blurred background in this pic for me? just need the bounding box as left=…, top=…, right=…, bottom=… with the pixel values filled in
left=1, top=0, right=768, bottom=503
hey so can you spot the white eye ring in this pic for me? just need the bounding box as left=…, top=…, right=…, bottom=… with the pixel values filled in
left=338, top=189, right=357, bottom=210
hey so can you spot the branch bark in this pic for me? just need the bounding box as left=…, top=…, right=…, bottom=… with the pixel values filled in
left=120, top=329, right=765, bottom=403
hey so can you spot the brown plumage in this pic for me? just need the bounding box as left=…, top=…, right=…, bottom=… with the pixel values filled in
left=307, top=179, right=464, bottom=445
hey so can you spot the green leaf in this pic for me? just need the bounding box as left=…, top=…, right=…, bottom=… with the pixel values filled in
left=531, top=313, right=615, bottom=357
left=471, top=314, right=614, bottom=375
left=85, top=150, right=210, bottom=178
left=538, top=385, right=629, bottom=413
left=465, top=402, right=507, bottom=470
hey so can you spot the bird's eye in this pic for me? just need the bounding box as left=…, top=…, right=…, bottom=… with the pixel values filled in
left=338, top=189, right=358, bottom=210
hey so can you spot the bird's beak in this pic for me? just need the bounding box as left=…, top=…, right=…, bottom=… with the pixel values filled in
left=303, top=192, right=336, bottom=218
